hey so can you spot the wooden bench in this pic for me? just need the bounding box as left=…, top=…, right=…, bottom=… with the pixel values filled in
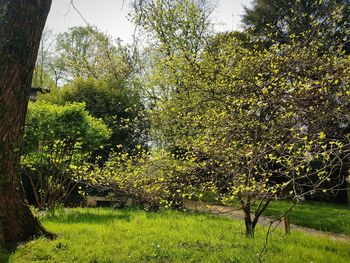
left=85, top=196, right=118, bottom=207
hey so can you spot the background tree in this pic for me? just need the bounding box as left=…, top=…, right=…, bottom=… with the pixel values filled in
left=32, top=28, right=57, bottom=90
left=242, top=0, right=350, bottom=50
left=38, top=77, right=147, bottom=152
left=33, top=25, right=147, bottom=152
left=132, top=0, right=215, bottom=148
left=54, top=26, right=133, bottom=83
left=0, top=0, right=53, bottom=246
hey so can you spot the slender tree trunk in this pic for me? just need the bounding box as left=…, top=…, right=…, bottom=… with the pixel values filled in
left=243, top=205, right=255, bottom=238
left=0, top=0, right=53, bottom=247
left=245, top=221, right=255, bottom=239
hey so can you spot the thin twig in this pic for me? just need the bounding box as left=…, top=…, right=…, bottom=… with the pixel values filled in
left=65, top=0, right=90, bottom=26
left=258, top=203, right=296, bottom=263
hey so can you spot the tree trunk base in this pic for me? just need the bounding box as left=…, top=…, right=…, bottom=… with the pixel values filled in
left=0, top=190, right=56, bottom=249
left=245, top=224, right=255, bottom=239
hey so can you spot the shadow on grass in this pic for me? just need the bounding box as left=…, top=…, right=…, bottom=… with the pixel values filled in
left=0, top=248, right=13, bottom=263
left=47, top=210, right=132, bottom=224
left=0, top=253, right=9, bottom=263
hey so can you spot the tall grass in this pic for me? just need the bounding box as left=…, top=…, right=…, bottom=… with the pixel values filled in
left=4, top=208, right=350, bottom=262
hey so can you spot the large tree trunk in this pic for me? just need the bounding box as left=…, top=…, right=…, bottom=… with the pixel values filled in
left=0, top=0, right=53, bottom=247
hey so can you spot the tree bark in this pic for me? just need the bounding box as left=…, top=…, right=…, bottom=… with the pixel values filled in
left=243, top=206, right=255, bottom=238
left=0, top=0, right=53, bottom=247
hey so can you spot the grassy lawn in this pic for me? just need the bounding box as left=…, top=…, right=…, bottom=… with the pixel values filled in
left=263, top=201, right=350, bottom=235
left=1, top=208, right=349, bottom=263
left=199, top=192, right=350, bottom=235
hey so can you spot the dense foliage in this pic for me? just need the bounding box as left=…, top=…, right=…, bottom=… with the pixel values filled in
left=34, top=26, right=147, bottom=152
left=21, top=102, right=111, bottom=209
left=242, top=0, right=350, bottom=50
left=38, top=78, right=146, bottom=151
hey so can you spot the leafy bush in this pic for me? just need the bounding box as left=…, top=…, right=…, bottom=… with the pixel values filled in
left=21, top=102, right=111, bottom=210
left=38, top=77, right=147, bottom=151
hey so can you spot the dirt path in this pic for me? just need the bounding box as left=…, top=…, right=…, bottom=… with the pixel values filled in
left=183, top=200, right=350, bottom=243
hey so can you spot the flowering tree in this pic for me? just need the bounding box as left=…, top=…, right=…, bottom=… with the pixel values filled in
left=129, top=0, right=350, bottom=238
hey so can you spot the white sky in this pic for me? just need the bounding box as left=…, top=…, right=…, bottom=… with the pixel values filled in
left=46, top=0, right=252, bottom=43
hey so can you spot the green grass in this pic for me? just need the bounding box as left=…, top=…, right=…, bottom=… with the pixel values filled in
left=1, top=208, right=349, bottom=262
left=198, top=192, right=350, bottom=235
left=263, top=201, right=350, bottom=235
